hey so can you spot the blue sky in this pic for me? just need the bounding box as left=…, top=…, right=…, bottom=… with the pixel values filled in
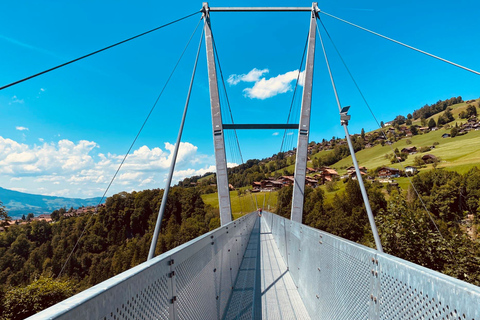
left=0, top=0, right=479, bottom=198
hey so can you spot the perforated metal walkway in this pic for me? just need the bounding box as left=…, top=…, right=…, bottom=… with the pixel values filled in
left=224, top=216, right=310, bottom=319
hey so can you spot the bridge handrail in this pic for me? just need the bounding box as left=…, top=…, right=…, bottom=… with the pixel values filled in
left=28, top=212, right=258, bottom=320
left=262, top=210, right=480, bottom=319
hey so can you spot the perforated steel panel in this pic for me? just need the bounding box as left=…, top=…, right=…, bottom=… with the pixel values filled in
left=262, top=211, right=480, bottom=320
left=29, top=213, right=257, bottom=320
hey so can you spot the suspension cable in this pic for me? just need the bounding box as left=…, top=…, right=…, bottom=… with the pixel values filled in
left=211, top=30, right=244, bottom=164
left=316, top=17, right=457, bottom=262
left=320, top=11, right=480, bottom=76
left=148, top=24, right=204, bottom=260
left=57, top=17, right=203, bottom=278
left=280, top=30, right=309, bottom=154
left=1, top=11, right=200, bottom=91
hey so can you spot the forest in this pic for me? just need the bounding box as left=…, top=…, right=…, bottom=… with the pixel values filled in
left=0, top=188, right=219, bottom=320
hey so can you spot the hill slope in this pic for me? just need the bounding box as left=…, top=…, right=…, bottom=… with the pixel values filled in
left=0, top=187, right=103, bottom=218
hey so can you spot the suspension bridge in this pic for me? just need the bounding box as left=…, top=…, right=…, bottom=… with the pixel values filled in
left=5, top=2, right=478, bottom=319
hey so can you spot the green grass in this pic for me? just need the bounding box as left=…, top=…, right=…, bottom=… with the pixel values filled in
left=201, top=189, right=279, bottom=220
left=198, top=174, right=215, bottom=182
left=331, top=127, right=480, bottom=175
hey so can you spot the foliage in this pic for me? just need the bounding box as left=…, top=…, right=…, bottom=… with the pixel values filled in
left=1, top=277, right=75, bottom=320
left=0, top=201, right=11, bottom=227
left=412, top=96, right=462, bottom=120
left=450, top=126, right=459, bottom=137
left=459, top=105, right=477, bottom=119
left=0, top=187, right=217, bottom=318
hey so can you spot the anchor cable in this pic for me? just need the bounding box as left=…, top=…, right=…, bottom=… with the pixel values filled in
left=211, top=30, right=244, bottom=164
left=57, top=16, right=204, bottom=278
left=280, top=29, right=309, bottom=154
left=320, top=11, right=480, bottom=76
left=0, top=11, right=200, bottom=91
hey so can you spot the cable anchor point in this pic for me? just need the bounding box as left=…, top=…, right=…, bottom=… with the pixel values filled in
left=340, top=105, right=351, bottom=126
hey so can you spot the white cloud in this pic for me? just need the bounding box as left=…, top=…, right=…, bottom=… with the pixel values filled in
left=243, top=70, right=305, bottom=99
left=227, top=68, right=269, bottom=85
left=0, top=136, right=218, bottom=198
left=287, top=132, right=294, bottom=136
left=16, top=126, right=29, bottom=131
left=10, top=95, right=24, bottom=104
left=272, top=132, right=279, bottom=136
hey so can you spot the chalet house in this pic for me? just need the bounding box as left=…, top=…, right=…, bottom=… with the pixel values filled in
left=279, top=176, right=295, bottom=186
left=401, top=146, right=417, bottom=154
left=306, top=167, right=317, bottom=174
left=229, top=184, right=235, bottom=191
left=320, top=167, right=339, bottom=181
left=418, top=127, right=429, bottom=132
left=405, top=166, right=418, bottom=176
left=305, top=177, right=318, bottom=188
left=431, top=127, right=439, bottom=131
left=442, top=133, right=450, bottom=138
left=349, top=171, right=366, bottom=180
left=313, top=167, right=339, bottom=184
left=252, top=181, right=261, bottom=190
left=422, top=154, right=438, bottom=163
left=346, top=166, right=367, bottom=176
left=365, top=143, right=374, bottom=149
left=378, top=167, right=401, bottom=178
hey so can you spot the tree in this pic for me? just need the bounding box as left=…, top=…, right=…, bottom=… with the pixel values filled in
left=361, top=128, right=365, bottom=140
left=26, top=213, right=34, bottom=221
left=0, top=201, right=11, bottom=227
left=421, top=117, right=427, bottom=127
left=466, top=104, right=477, bottom=117
left=428, top=118, right=436, bottom=128
left=406, top=119, right=412, bottom=125
left=444, top=108, right=454, bottom=122
left=410, top=125, right=418, bottom=135
left=380, top=121, right=384, bottom=128
left=1, top=277, right=75, bottom=320
left=450, top=127, right=459, bottom=137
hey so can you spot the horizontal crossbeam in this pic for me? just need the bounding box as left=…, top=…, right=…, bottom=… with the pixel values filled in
left=209, top=7, right=312, bottom=12
left=222, top=124, right=299, bottom=130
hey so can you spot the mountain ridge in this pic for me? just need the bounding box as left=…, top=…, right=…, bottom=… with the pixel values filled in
left=0, top=187, right=103, bottom=218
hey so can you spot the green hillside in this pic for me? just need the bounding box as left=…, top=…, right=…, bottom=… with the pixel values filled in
left=201, top=189, right=278, bottom=218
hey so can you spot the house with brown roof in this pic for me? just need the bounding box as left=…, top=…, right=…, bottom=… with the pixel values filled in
left=378, top=167, right=401, bottom=178
left=401, top=146, right=417, bottom=154
left=279, top=176, right=295, bottom=186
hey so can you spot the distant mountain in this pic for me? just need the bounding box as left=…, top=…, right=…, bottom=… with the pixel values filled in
left=0, top=187, right=103, bottom=219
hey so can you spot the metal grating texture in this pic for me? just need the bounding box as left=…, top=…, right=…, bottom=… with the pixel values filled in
left=223, top=217, right=261, bottom=320
left=262, top=210, right=480, bottom=320
left=28, top=212, right=257, bottom=320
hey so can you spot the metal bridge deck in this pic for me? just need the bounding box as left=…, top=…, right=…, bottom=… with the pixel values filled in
left=225, top=216, right=310, bottom=319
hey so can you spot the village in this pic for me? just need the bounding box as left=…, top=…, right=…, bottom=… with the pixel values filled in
left=0, top=204, right=105, bottom=232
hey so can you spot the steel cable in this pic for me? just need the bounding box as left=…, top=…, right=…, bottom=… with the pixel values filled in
left=320, top=11, right=480, bottom=76
left=1, top=11, right=200, bottom=91
left=58, top=16, right=204, bottom=277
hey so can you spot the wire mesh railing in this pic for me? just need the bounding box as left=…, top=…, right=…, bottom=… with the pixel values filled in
left=28, top=213, right=257, bottom=320
left=262, top=210, right=480, bottom=320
